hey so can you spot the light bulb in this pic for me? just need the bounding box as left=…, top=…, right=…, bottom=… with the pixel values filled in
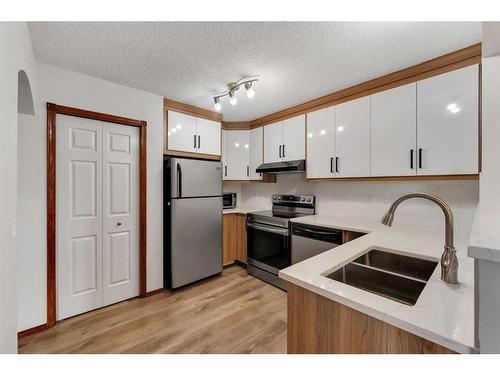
left=229, top=90, right=237, bottom=105
left=214, top=97, right=222, bottom=112
left=245, top=82, right=255, bottom=98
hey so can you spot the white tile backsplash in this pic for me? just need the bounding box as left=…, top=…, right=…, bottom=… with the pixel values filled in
left=228, top=174, right=479, bottom=242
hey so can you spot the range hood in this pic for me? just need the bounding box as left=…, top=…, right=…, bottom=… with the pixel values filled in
left=255, top=159, right=306, bottom=174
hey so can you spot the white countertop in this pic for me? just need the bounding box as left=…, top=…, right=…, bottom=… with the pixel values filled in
left=468, top=205, right=500, bottom=263
left=279, top=214, right=475, bottom=353
left=222, top=207, right=266, bottom=215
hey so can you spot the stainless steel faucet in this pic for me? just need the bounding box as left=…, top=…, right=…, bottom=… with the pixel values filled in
left=380, top=192, right=458, bottom=284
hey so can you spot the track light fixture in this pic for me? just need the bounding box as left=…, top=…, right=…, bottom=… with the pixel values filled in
left=213, top=76, right=258, bottom=112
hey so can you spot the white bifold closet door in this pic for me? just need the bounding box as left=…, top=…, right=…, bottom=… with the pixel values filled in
left=56, top=115, right=139, bottom=320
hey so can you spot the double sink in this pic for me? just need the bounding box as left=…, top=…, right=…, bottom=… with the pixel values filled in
left=328, top=248, right=438, bottom=306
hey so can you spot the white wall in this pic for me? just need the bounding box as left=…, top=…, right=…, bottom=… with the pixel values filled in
left=0, top=22, right=37, bottom=353
left=238, top=175, right=479, bottom=248
left=17, top=62, right=164, bottom=331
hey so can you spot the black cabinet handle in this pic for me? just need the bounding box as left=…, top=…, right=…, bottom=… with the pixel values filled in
left=193, top=134, right=197, bottom=148
left=330, top=157, right=334, bottom=173
left=283, top=144, right=286, bottom=158
left=279, top=145, right=282, bottom=158
left=410, top=149, right=414, bottom=169
left=177, top=163, right=182, bottom=197
left=198, top=135, right=201, bottom=149
left=224, top=165, right=227, bottom=177
left=335, top=157, right=339, bottom=173
left=247, top=166, right=249, bottom=177
left=418, top=148, right=423, bottom=169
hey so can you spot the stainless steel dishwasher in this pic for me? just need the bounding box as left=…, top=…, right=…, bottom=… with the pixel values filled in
left=291, top=223, right=343, bottom=264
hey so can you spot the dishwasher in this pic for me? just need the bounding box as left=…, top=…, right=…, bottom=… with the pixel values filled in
left=291, top=223, right=343, bottom=264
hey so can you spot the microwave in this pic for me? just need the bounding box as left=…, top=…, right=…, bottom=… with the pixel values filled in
left=223, top=192, right=237, bottom=209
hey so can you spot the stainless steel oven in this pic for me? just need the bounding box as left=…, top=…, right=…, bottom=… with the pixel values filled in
left=246, top=194, right=315, bottom=290
left=223, top=192, right=237, bottom=209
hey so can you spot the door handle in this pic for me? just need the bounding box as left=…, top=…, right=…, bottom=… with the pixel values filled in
left=194, top=134, right=197, bottom=149
left=282, top=144, right=286, bottom=158
left=335, top=157, right=339, bottom=173
left=410, top=149, right=414, bottom=169
left=198, top=135, right=201, bottom=149
left=418, top=148, right=423, bottom=169
left=330, top=157, right=334, bottom=173
left=177, top=163, right=182, bottom=197
left=279, top=145, right=282, bottom=158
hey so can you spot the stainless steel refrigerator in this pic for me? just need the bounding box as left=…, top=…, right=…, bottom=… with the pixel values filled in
left=164, top=157, right=223, bottom=289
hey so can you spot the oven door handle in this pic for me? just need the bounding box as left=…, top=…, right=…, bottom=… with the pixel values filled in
left=247, top=222, right=289, bottom=236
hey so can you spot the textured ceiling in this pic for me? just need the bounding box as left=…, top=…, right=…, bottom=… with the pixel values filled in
left=28, top=22, right=481, bottom=121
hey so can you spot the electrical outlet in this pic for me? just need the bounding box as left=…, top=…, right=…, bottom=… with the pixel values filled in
left=10, top=219, right=16, bottom=241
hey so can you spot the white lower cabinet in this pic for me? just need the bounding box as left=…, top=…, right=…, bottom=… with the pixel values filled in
left=223, top=130, right=250, bottom=180
left=249, top=127, right=263, bottom=180
left=306, top=107, right=336, bottom=178
left=334, top=96, right=371, bottom=178
left=417, top=64, right=479, bottom=175
left=371, top=83, right=417, bottom=176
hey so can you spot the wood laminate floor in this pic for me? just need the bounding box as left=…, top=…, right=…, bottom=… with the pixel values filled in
left=18, top=266, right=287, bottom=354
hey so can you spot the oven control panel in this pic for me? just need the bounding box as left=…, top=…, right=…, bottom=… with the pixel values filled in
left=272, top=194, right=315, bottom=207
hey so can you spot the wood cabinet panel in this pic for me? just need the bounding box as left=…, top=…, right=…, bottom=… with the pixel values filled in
left=223, top=213, right=247, bottom=266
left=235, top=214, right=247, bottom=263
left=287, top=283, right=456, bottom=354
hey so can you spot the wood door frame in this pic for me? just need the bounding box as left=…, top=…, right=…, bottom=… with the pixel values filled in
left=45, top=102, right=147, bottom=329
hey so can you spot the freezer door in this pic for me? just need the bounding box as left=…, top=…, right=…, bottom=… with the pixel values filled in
left=170, top=196, right=223, bottom=288
left=170, top=158, right=222, bottom=198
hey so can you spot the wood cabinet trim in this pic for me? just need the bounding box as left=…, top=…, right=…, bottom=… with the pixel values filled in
left=306, top=174, right=479, bottom=183
left=250, top=43, right=481, bottom=128
left=164, top=98, right=222, bottom=122
left=222, top=121, right=252, bottom=130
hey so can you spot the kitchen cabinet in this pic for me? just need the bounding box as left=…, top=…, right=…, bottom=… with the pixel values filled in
left=334, top=97, right=371, bottom=178
left=223, top=213, right=247, bottom=265
left=249, top=127, right=263, bottom=180
left=196, top=117, right=221, bottom=156
left=167, top=111, right=198, bottom=153
left=287, top=283, right=456, bottom=354
left=166, top=110, right=221, bottom=156
left=283, top=115, right=306, bottom=161
left=263, top=115, right=305, bottom=163
left=263, top=121, right=283, bottom=163
left=306, top=106, right=336, bottom=178
left=371, top=83, right=417, bottom=176
left=222, top=130, right=250, bottom=181
left=417, top=64, right=479, bottom=175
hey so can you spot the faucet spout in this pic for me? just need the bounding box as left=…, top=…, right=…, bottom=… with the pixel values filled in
left=380, top=192, right=458, bottom=284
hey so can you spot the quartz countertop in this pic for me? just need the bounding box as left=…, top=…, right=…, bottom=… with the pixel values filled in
left=468, top=205, right=500, bottom=263
left=222, top=207, right=266, bottom=215
left=279, top=214, right=475, bottom=354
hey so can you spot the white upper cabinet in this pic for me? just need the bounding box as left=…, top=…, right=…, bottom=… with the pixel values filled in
left=417, top=64, right=479, bottom=175
left=167, top=111, right=198, bottom=153
left=263, top=115, right=305, bottom=163
left=224, top=130, right=250, bottom=180
left=371, top=83, right=417, bottom=176
left=283, top=114, right=306, bottom=161
left=167, top=110, right=221, bottom=156
left=306, top=107, right=336, bottom=178
left=264, top=121, right=283, bottom=163
left=196, top=118, right=221, bottom=156
left=249, top=127, right=263, bottom=180
left=221, top=130, right=227, bottom=180
left=334, top=96, right=371, bottom=177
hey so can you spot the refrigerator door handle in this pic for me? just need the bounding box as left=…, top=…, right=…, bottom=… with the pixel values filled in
left=177, top=162, right=182, bottom=198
